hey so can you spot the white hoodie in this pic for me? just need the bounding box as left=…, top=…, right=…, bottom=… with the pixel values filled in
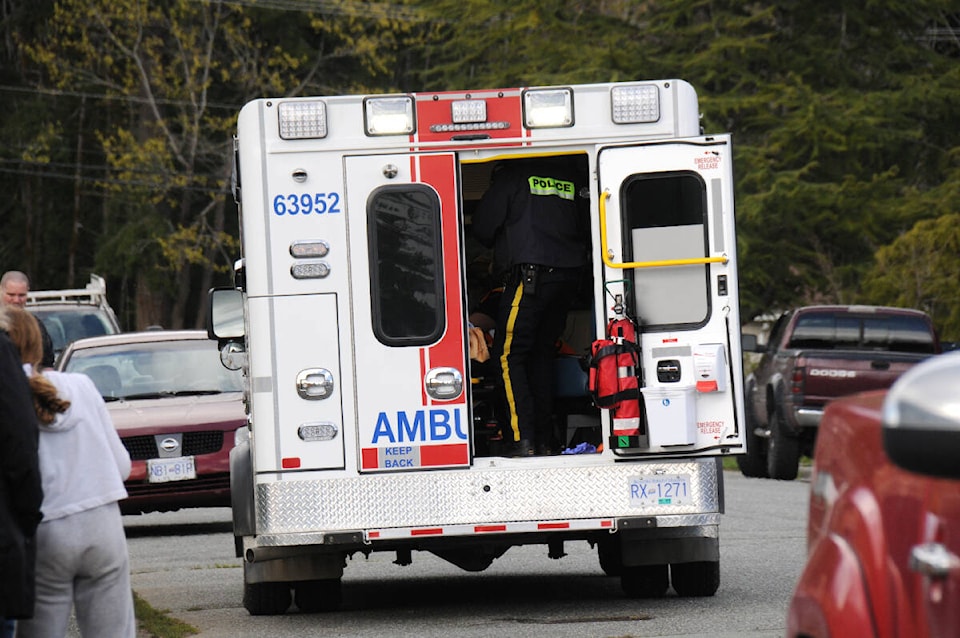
left=34, top=370, right=131, bottom=522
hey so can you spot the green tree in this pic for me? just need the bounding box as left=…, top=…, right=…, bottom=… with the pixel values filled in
left=17, top=0, right=410, bottom=328
left=862, top=213, right=960, bottom=340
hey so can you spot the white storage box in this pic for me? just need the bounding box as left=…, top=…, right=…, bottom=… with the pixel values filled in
left=642, top=385, right=697, bottom=447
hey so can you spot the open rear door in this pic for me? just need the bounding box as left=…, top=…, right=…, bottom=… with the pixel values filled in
left=597, top=137, right=746, bottom=455
left=344, top=153, right=470, bottom=471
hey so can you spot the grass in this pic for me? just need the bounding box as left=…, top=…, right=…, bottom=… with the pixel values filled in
left=133, top=591, right=198, bottom=638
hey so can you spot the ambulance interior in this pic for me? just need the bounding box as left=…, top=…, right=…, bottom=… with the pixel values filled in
left=460, top=153, right=601, bottom=457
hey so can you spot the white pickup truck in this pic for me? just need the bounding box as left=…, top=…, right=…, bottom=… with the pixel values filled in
left=26, top=274, right=121, bottom=360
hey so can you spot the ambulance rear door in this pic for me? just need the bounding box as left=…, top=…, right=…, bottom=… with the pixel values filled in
left=344, top=153, right=470, bottom=472
left=597, top=136, right=746, bottom=454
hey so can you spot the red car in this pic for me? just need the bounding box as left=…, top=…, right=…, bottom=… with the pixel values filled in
left=57, top=330, right=247, bottom=514
left=786, top=352, right=960, bottom=637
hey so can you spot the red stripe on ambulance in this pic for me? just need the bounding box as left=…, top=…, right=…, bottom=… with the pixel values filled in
left=364, top=518, right=616, bottom=541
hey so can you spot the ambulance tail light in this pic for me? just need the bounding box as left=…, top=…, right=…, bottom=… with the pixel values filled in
left=364, top=96, right=415, bottom=136
left=522, top=88, right=573, bottom=129
left=610, top=84, right=660, bottom=124
left=278, top=101, right=327, bottom=139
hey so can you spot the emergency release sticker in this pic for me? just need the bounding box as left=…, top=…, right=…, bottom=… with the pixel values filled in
left=628, top=474, right=691, bottom=507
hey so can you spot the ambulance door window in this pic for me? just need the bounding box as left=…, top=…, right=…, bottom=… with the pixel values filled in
left=368, top=185, right=445, bottom=346
left=623, top=172, right=709, bottom=327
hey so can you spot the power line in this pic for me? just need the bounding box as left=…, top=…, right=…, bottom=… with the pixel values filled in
left=0, top=165, right=230, bottom=195
left=0, top=84, right=244, bottom=111
left=213, top=0, right=432, bottom=21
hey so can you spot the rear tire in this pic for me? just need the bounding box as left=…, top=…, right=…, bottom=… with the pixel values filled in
left=294, top=578, right=342, bottom=613
left=621, top=564, right=669, bottom=598
left=736, top=386, right=768, bottom=478
left=243, top=582, right=292, bottom=616
left=671, top=561, right=720, bottom=597
left=766, top=411, right=800, bottom=480
left=597, top=538, right=622, bottom=577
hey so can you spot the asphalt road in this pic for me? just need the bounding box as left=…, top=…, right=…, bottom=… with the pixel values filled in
left=113, top=470, right=810, bottom=638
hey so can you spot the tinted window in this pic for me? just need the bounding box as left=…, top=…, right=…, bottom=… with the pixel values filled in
left=863, top=315, right=937, bottom=353
left=33, top=308, right=118, bottom=353
left=788, top=312, right=936, bottom=353
left=368, top=186, right=444, bottom=346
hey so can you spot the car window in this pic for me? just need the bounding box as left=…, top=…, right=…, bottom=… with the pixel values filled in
left=32, top=308, right=119, bottom=353
left=788, top=312, right=936, bottom=353
left=862, top=315, right=937, bottom=354
left=63, top=338, right=243, bottom=399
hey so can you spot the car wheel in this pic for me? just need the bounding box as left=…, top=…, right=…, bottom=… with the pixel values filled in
left=597, top=537, right=622, bottom=577
left=766, top=410, right=800, bottom=480
left=671, top=561, right=720, bottom=597
left=243, top=581, right=292, bottom=616
left=736, top=385, right=768, bottom=478
left=620, top=564, right=669, bottom=598
left=294, top=578, right=343, bottom=613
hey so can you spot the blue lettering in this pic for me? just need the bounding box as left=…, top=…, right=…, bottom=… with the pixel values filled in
left=372, top=412, right=396, bottom=444
left=385, top=458, right=414, bottom=468
left=373, top=409, right=469, bottom=444
left=454, top=410, right=467, bottom=440
left=384, top=446, right=413, bottom=456
left=429, top=410, right=451, bottom=441
left=398, top=411, right=425, bottom=442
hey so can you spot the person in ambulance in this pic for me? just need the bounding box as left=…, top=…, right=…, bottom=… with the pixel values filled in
left=472, top=155, right=590, bottom=456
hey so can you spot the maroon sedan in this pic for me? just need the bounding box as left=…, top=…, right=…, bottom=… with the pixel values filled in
left=57, top=330, right=247, bottom=514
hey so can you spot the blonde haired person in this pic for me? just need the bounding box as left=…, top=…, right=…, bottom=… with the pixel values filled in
left=0, top=306, right=43, bottom=638
left=5, top=308, right=135, bottom=638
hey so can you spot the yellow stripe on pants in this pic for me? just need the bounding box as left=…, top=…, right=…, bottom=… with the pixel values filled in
left=500, top=281, right=524, bottom=442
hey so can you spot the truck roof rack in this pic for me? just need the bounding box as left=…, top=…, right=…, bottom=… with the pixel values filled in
left=26, top=274, right=110, bottom=308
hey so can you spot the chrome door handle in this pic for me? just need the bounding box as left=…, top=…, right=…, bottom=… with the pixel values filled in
left=909, top=542, right=960, bottom=579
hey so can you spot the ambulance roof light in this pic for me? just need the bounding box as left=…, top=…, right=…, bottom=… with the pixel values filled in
left=451, top=99, right=486, bottom=124
left=610, top=84, right=660, bottom=124
left=364, top=96, right=415, bottom=136
left=278, top=101, right=327, bottom=139
left=522, top=88, right=573, bottom=129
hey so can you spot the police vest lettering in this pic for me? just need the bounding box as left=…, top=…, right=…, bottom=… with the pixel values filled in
left=528, top=176, right=575, bottom=201
left=372, top=408, right=468, bottom=444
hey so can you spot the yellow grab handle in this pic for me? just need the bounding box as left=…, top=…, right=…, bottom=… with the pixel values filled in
left=598, top=189, right=728, bottom=270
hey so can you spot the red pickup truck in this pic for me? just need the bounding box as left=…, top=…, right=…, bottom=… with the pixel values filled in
left=739, top=305, right=940, bottom=480
left=786, top=351, right=960, bottom=637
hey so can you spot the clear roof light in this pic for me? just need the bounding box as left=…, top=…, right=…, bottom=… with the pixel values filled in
left=299, top=422, right=339, bottom=442
left=364, top=96, right=415, bottom=136
left=523, top=88, right=574, bottom=129
left=290, top=240, right=330, bottom=259
left=291, top=262, right=330, bottom=279
left=451, top=99, right=487, bottom=124
left=611, top=85, right=660, bottom=124
left=278, top=101, right=327, bottom=139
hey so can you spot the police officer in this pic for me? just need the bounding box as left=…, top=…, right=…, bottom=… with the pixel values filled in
left=472, top=155, right=589, bottom=456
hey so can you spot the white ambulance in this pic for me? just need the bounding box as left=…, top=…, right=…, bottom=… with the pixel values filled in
left=208, top=79, right=747, bottom=615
